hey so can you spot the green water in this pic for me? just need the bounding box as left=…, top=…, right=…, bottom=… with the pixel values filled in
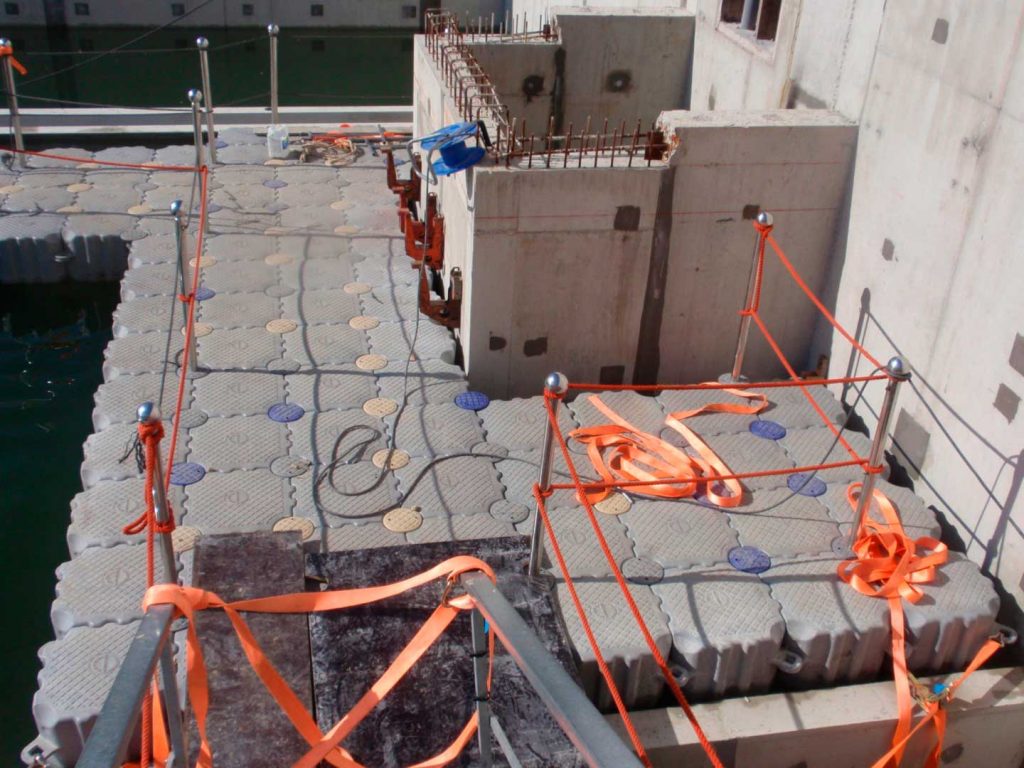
left=0, top=281, right=119, bottom=763
left=6, top=25, right=413, bottom=109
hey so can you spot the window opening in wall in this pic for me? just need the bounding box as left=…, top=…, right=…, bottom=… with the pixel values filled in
left=74, top=2, right=89, bottom=15
left=310, top=3, right=324, bottom=16
left=402, top=5, right=417, bottom=19
left=170, top=3, right=185, bottom=16
left=4, top=2, right=19, bottom=15
left=241, top=3, right=254, bottom=16
left=720, top=0, right=780, bottom=42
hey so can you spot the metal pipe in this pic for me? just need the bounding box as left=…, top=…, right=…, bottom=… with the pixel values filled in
left=196, top=37, right=217, bottom=165
left=78, top=605, right=176, bottom=768
left=137, top=402, right=178, bottom=584
left=740, top=0, right=760, bottom=31
left=268, top=24, right=280, bottom=125
left=460, top=572, right=645, bottom=768
left=170, top=200, right=197, bottom=374
left=158, top=640, right=188, bottom=762
left=470, top=609, right=493, bottom=766
left=187, top=88, right=204, bottom=171
left=0, top=38, right=24, bottom=166
left=730, top=210, right=773, bottom=380
left=849, top=357, right=910, bottom=546
left=528, top=372, right=568, bottom=580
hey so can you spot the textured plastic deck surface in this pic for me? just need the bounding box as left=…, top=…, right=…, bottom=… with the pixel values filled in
left=23, top=132, right=999, bottom=761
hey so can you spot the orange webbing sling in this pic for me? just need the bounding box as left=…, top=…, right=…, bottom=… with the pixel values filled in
left=569, top=389, right=767, bottom=506
left=142, top=555, right=496, bottom=768
left=837, top=484, right=1002, bottom=767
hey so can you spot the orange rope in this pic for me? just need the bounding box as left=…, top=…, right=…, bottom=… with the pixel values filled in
left=764, top=230, right=886, bottom=372
left=566, top=373, right=888, bottom=392
left=543, top=393, right=727, bottom=768
left=747, top=218, right=772, bottom=314
left=0, top=145, right=197, bottom=172
left=0, top=45, right=27, bottom=75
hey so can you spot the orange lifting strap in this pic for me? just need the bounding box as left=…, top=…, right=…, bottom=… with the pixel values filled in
left=140, top=556, right=497, bottom=768
left=838, top=484, right=1002, bottom=767
left=568, top=389, right=767, bottom=505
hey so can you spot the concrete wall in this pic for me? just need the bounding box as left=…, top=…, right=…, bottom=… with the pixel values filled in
left=657, top=109, right=856, bottom=383
left=468, top=164, right=661, bottom=398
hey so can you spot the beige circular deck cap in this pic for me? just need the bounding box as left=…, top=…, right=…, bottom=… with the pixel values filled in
left=363, top=397, right=398, bottom=417
left=57, top=204, right=83, bottom=213
left=348, top=315, right=379, bottom=330
left=272, top=516, right=316, bottom=540
left=266, top=318, right=298, bottom=334
left=342, top=281, right=371, bottom=295
left=383, top=506, right=423, bottom=533
left=182, top=322, right=214, bottom=338
left=356, top=353, right=388, bottom=371
left=171, top=525, right=202, bottom=553
left=265, top=252, right=294, bottom=265
left=329, top=200, right=351, bottom=211
left=372, top=448, right=410, bottom=470
left=127, top=203, right=152, bottom=215
left=334, top=224, right=359, bottom=235
left=594, top=492, right=632, bottom=516
left=264, top=158, right=288, bottom=166
left=66, top=182, right=92, bottom=193
left=190, top=255, right=214, bottom=268
left=0, top=184, right=23, bottom=194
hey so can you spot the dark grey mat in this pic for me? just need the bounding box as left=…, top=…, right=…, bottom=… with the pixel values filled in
left=306, top=536, right=584, bottom=767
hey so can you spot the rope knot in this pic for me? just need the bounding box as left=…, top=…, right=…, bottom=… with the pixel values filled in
left=137, top=419, right=165, bottom=443
left=753, top=220, right=773, bottom=236
left=0, top=46, right=27, bottom=75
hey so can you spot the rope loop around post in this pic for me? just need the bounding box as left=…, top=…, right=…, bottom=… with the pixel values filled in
left=0, top=44, right=27, bottom=75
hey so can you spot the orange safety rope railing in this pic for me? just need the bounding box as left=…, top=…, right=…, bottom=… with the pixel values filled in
left=0, top=146, right=209, bottom=767
left=0, top=44, right=27, bottom=75
left=528, top=217, right=1005, bottom=768
left=140, top=556, right=497, bottom=768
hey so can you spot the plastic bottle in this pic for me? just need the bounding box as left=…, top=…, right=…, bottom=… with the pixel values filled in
left=266, top=124, right=289, bottom=158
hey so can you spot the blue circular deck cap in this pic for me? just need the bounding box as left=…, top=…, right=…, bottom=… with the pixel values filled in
left=788, top=473, right=827, bottom=497
left=170, top=462, right=206, bottom=486
left=215, top=139, right=228, bottom=149
left=728, top=546, right=771, bottom=574
left=455, top=390, right=490, bottom=411
left=195, top=286, right=216, bottom=301
left=263, top=178, right=288, bottom=189
left=750, top=419, right=787, bottom=440
left=268, top=402, right=305, bottom=423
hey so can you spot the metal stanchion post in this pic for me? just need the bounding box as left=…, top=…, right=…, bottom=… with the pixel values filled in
left=848, top=357, right=910, bottom=547
left=170, top=200, right=197, bottom=374
left=0, top=38, right=25, bottom=166
left=136, top=402, right=179, bottom=584
left=196, top=37, right=217, bottom=165
left=470, top=608, right=493, bottom=767
left=730, top=210, right=773, bottom=381
left=528, top=371, right=569, bottom=582
left=268, top=24, right=280, bottom=125
left=187, top=88, right=204, bottom=170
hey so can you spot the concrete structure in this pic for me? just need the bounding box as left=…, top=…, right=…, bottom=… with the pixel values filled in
left=0, top=0, right=505, bottom=28
left=459, top=0, right=1024, bottom=659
